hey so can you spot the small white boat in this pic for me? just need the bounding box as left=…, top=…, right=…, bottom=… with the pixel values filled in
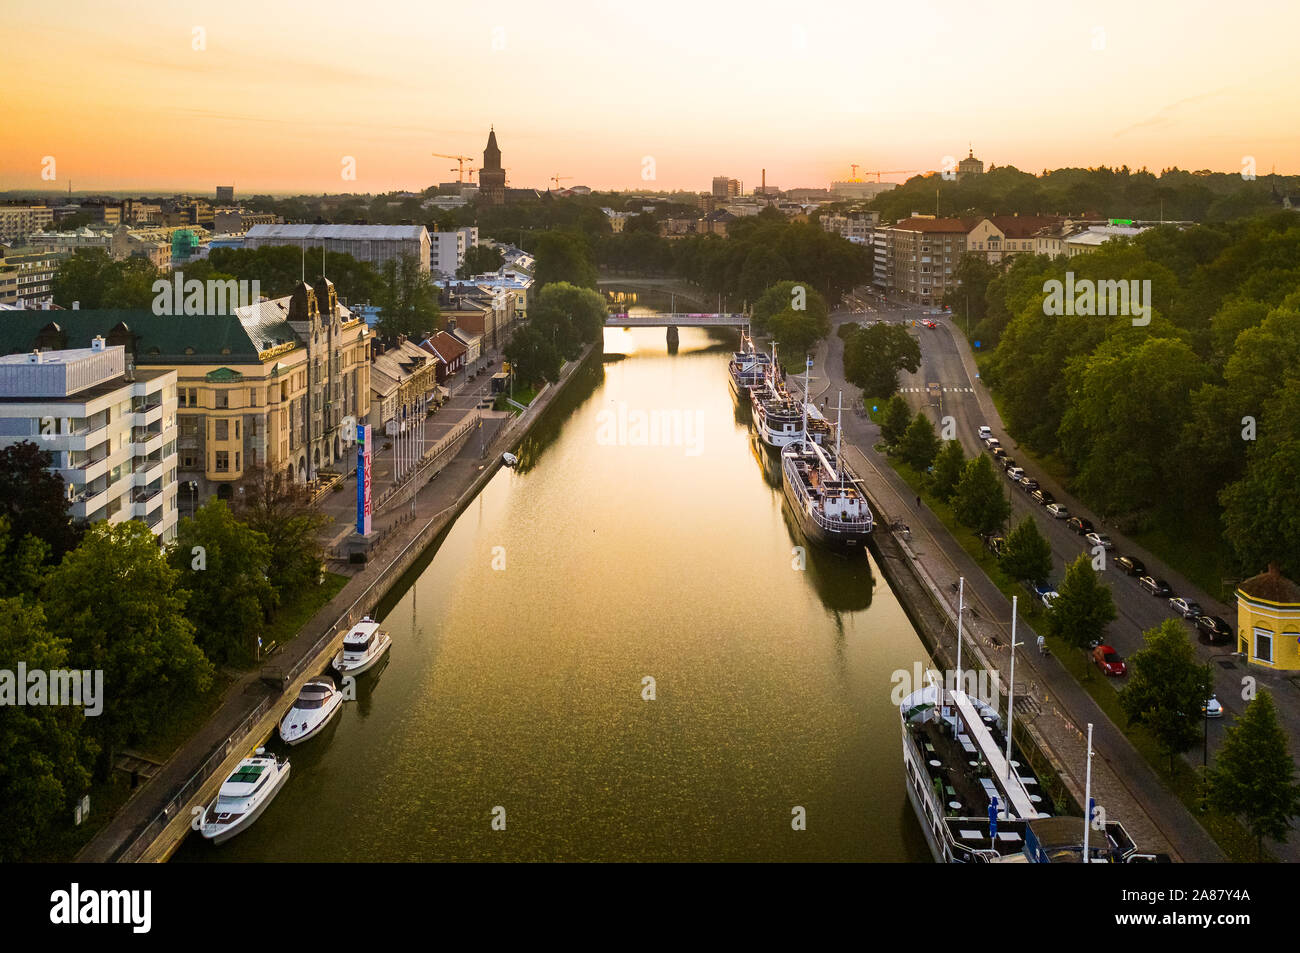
left=278, top=677, right=344, bottom=746
left=200, top=749, right=290, bottom=845
left=502, top=452, right=519, bottom=467
left=332, top=618, right=392, bottom=676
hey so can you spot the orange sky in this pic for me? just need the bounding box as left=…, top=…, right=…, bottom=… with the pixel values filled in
left=3, top=0, right=1298, bottom=194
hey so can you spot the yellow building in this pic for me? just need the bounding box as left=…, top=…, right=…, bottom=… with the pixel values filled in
left=1235, top=564, right=1300, bottom=670
left=0, top=277, right=371, bottom=513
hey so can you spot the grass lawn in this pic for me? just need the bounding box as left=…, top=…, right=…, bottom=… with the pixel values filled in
left=882, top=452, right=1267, bottom=862
left=494, top=385, right=538, bottom=413
left=261, top=571, right=348, bottom=650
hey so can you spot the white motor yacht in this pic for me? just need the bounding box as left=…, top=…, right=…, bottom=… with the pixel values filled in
left=278, top=677, right=344, bottom=746
left=200, top=749, right=291, bottom=845
left=332, top=618, right=392, bottom=676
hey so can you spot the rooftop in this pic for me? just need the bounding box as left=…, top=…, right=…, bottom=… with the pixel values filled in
left=246, top=223, right=429, bottom=241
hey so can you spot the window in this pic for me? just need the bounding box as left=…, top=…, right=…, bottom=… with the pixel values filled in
left=235, top=451, right=240, bottom=471
left=215, top=451, right=230, bottom=472
left=1254, top=627, right=1274, bottom=664
left=181, top=454, right=197, bottom=469
left=214, top=419, right=229, bottom=440
left=250, top=388, right=257, bottom=406
left=215, top=391, right=228, bottom=409
left=235, top=420, right=240, bottom=439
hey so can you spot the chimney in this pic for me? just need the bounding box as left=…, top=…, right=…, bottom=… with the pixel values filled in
left=91, top=335, right=106, bottom=352
left=27, top=350, right=43, bottom=364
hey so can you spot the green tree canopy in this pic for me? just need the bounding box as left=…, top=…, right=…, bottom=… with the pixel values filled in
left=928, top=439, right=967, bottom=503
left=1120, top=618, right=1214, bottom=772
left=169, top=499, right=277, bottom=665
left=375, top=253, right=440, bottom=342
left=1046, top=552, right=1118, bottom=654
left=0, top=442, right=82, bottom=561
left=42, top=521, right=213, bottom=776
left=843, top=322, right=921, bottom=398
left=1000, top=516, right=1053, bottom=585
left=879, top=395, right=912, bottom=447
left=533, top=230, right=598, bottom=294
left=898, top=412, right=942, bottom=472
left=751, top=280, right=831, bottom=354
left=953, top=454, right=1012, bottom=536
left=233, top=468, right=328, bottom=598
left=1208, top=689, right=1300, bottom=859
left=456, top=243, right=505, bottom=279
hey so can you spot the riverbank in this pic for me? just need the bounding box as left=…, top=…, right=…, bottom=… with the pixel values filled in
left=78, top=344, right=599, bottom=863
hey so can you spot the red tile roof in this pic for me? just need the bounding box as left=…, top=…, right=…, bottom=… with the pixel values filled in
left=891, top=216, right=975, bottom=234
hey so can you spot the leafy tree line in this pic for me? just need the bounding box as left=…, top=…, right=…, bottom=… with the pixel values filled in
left=957, top=212, right=1300, bottom=579
left=0, top=444, right=327, bottom=861
left=504, top=282, right=606, bottom=389
left=868, top=165, right=1297, bottom=225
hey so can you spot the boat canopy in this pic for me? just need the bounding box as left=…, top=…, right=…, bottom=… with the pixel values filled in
left=951, top=690, right=1040, bottom=820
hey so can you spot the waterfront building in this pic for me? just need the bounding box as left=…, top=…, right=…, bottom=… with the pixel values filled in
left=0, top=278, right=371, bottom=509
left=0, top=339, right=179, bottom=541
left=1236, top=564, right=1300, bottom=670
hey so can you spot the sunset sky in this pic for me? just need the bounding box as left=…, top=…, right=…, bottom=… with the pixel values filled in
left=3, top=0, right=1298, bottom=194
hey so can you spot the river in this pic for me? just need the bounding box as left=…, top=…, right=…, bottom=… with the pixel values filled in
left=174, top=324, right=933, bottom=862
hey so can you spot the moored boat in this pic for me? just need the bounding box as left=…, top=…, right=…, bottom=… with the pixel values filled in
left=278, top=676, right=344, bottom=746
left=332, top=618, right=392, bottom=677
left=780, top=393, right=872, bottom=551
left=200, top=749, right=291, bottom=845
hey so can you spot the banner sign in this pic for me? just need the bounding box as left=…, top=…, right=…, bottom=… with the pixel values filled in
left=356, top=423, right=372, bottom=536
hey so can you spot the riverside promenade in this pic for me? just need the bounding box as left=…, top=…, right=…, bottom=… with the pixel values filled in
left=78, top=346, right=596, bottom=862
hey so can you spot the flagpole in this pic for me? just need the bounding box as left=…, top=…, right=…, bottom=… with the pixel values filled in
left=1005, top=596, right=1020, bottom=780
left=1083, top=723, right=1094, bottom=861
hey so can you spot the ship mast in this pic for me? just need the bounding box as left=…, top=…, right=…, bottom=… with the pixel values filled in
left=801, top=354, right=810, bottom=443
left=835, top=390, right=843, bottom=462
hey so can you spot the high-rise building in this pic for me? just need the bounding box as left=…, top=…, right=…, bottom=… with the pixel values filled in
left=882, top=216, right=972, bottom=305
left=712, top=176, right=740, bottom=199
left=216, top=185, right=235, bottom=204
left=479, top=128, right=506, bottom=207
left=429, top=226, right=479, bottom=277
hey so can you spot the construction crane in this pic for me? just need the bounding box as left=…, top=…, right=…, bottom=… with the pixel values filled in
left=550, top=174, right=573, bottom=189
left=850, top=166, right=929, bottom=182
left=451, top=166, right=478, bottom=183
left=433, top=152, right=474, bottom=182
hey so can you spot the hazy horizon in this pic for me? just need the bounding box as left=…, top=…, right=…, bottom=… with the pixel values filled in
left=4, top=0, right=1298, bottom=194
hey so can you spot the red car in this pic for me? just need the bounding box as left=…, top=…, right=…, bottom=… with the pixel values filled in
left=923, top=319, right=938, bottom=328
left=1092, top=644, right=1126, bottom=677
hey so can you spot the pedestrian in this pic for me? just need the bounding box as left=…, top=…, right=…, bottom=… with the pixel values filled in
left=916, top=495, right=921, bottom=508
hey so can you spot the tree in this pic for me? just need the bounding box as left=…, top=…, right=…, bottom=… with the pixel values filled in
left=531, top=281, right=608, bottom=356
left=1120, top=618, right=1214, bottom=773
left=1000, top=516, right=1053, bottom=584
left=233, top=468, right=329, bottom=600
left=879, top=395, right=912, bottom=447
left=929, top=440, right=966, bottom=503
left=751, top=280, right=831, bottom=354
left=1046, top=552, right=1118, bottom=655
left=0, top=597, right=94, bottom=862
left=533, top=230, right=598, bottom=294
left=0, top=514, right=51, bottom=600
left=42, top=521, right=213, bottom=777
left=375, top=254, right=440, bottom=341
left=953, top=455, right=1012, bottom=535
left=169, top=500, right=277, bottom=665
left=0, top=442, right=82, bottom=561
left=504, top=324, right=563, bottom=389
left=1208, top=690, right=1300, bottom=860
left=456, top=244, right=505, bottom=279
left=898, top=412, right=942, bottom=472
left=843, top=322, right=921, bottom=397
left=52, top=248, right=159, bottom=310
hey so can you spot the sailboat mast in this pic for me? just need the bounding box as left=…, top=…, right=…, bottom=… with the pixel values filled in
left=801, top=355, right=809, bottom=441
left=1005, top=596, right=1018, bottom=780
left=836, top=391, right=842, bottom=461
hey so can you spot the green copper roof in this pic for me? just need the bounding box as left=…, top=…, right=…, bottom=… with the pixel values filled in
left=0, top=309, right=300, bottom=365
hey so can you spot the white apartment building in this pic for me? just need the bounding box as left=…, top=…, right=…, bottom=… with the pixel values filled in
left=429, top=226, right=479, bottom=277
left=0, top=340, right=180, bottom=541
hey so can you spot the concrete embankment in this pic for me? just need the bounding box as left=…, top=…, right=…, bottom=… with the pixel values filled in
left=93, top=345, right=598, bottom=863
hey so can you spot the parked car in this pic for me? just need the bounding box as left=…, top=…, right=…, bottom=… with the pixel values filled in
left=1115, top=555, right=1147, bottom=577
left=1085, top=532, right=1114, bottom=550
left=1066, top=516, right=1094, bottom=535
left=1006, top=466, right=1025, bottom=482
left=1203, top=695, right=1223, bottom=718
left=1019, top=477, right=1039, bottom=493
left=1139, top=575, right=1172, bottom=597
left=1092, top=644, right=1127, bottom=676
left=1032, top=489, right=1056, bottom=507
left=1000, top=456, right=1018, bottom=471
left=1169, top=597, right=1204, bottom=619
left=992, top=448, right=1008, bottom=463
left=1195, top=614, right=1233, bottom=643
left=923, top=319, right=938, bottom=329
left=986, top=438, right=1002, bottom=452
left=978, top=426, right=992, bottom=442
left=1045, top=503, right=1070, bottom=519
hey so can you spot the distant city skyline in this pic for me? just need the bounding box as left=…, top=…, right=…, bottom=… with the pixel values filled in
left=3, top=0, right=1298, bottom=194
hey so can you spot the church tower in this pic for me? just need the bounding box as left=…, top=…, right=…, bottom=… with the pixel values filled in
left=479, top=126, right=506, bottom=206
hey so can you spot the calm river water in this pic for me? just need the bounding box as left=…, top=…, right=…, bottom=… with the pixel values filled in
left=175, top=325, right=932, bottom=862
